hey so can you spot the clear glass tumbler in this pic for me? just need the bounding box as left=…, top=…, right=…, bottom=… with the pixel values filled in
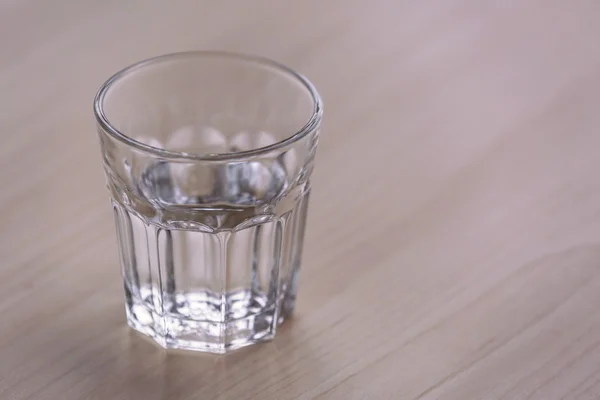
left=94, top=52, right=322, bottom=353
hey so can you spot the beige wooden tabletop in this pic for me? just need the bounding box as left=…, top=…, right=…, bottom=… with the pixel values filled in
left=2, top=1, right=600, bottom=399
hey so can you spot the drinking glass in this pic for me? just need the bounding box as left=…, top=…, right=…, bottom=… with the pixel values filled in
left=94, top=51, right=322, bottom=353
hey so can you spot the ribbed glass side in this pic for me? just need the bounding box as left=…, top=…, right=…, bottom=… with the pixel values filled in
left=111, top=188, right=309, bottom=353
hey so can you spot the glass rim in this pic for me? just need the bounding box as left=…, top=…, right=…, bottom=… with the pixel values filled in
left=94, top=50, right=323, bottom=161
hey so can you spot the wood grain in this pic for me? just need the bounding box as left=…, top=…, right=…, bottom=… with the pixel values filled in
left=2, top=1, right=600, bottom=399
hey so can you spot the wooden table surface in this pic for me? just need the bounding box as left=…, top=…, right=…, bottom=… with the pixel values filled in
left=2, top=1, right=600, bottom=399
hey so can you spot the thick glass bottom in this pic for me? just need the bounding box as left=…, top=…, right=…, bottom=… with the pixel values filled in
left=124, top=285, right=295, bottom=353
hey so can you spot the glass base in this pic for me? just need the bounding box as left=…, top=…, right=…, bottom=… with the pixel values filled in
left=124, top=287, right=295, bottom=353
